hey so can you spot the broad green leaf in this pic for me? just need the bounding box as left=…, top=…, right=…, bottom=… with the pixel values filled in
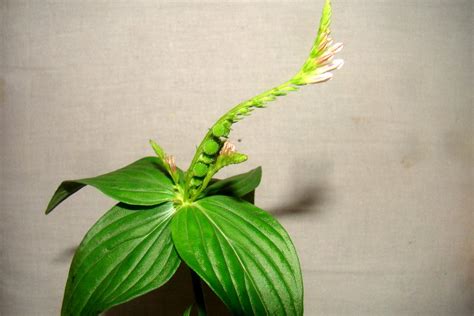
left=171, top=195, right=303, bottom=316
left=45, top=157, right=176, bottom=214
left=200, top=167, right=261, bottom=199
left=62, top=202, right=180, bottom=315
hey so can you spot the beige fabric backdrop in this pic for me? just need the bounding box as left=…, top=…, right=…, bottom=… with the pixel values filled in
left=1, top=0, right=472, bottom=315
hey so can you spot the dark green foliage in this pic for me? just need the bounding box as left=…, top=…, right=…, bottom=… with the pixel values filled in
left=45, top=157, right=175, bottom=214
left=171, top=196, right=303, bottom=316
left=45, top=1, right=344, bottom=314
left=61, top=203, right=180, bottom=315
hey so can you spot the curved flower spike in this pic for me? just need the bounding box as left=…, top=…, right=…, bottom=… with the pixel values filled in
left=185, top=0, right=344, bottom=199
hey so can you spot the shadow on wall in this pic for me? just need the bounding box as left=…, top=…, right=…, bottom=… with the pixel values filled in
left=104, top=264, right=230, bottom=316
left=269, top=183, right=329, bottom=217
left=268, top=158, right=333, bottom=218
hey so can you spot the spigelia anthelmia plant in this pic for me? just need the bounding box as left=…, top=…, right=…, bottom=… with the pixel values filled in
left=45, top=1, right=343, bottom=315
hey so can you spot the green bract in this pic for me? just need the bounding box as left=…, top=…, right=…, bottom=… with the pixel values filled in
left=45, top=1, right=343, bottom=315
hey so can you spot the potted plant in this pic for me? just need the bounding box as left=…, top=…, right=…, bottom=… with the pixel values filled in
left=45, top=0, right=343, bottom=314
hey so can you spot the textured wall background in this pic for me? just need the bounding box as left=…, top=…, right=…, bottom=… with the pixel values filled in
left=1, top=0, right=472, bottom=315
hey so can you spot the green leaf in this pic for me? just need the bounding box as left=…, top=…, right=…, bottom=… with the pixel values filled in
left=183, top=304, right=193, bottom=316
left=171, top=195, right=303, bottom=316
left=45, top=157, right=176, bottom=214
left=200, top=167, right=262, bottom=199
left=62, top=202, right=181, bottom=315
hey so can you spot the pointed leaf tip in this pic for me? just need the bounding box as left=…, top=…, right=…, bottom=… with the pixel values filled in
left=44, top=157, right=175, bottom=214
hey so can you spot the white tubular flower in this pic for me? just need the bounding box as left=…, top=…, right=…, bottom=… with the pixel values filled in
left=306, top=72, right=333, bottom=84
left=302, top=40, right=344, bottom=84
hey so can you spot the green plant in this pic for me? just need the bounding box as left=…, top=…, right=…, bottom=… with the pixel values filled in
left=45, top=1, right=343, bottom=315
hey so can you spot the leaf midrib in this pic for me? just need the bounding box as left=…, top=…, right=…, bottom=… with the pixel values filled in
left=204, top=206, right=298, bottom=314
left=66, top=205, right=174, bottom=309
left=83, top=211, right=175, bottom=312
left=194, top=203, right=269, bottom=315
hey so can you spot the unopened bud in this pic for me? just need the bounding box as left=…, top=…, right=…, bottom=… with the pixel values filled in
left=317, top=33, right=332, bottom=51
left=219, top=141, right=236, bottom=156
left=165, top=155, right=176, bottom=173
left=315, top=43, right=343, bottom=67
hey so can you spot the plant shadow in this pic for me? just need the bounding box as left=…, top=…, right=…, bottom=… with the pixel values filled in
left=269, top=183, right=329, bottom=217
left=104, top=264, right=230, bottom=316
left=53, top=246, right=77, bottom=263
left=267, top=159, right=333, bottom=218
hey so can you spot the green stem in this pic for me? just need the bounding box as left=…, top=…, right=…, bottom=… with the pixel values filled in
left=184, top=80, right=296, bottom=200
left=190, top=268, right=207, bottom=316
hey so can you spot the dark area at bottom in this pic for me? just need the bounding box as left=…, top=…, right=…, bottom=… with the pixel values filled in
left=104, top=264, right=231, bottom=316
